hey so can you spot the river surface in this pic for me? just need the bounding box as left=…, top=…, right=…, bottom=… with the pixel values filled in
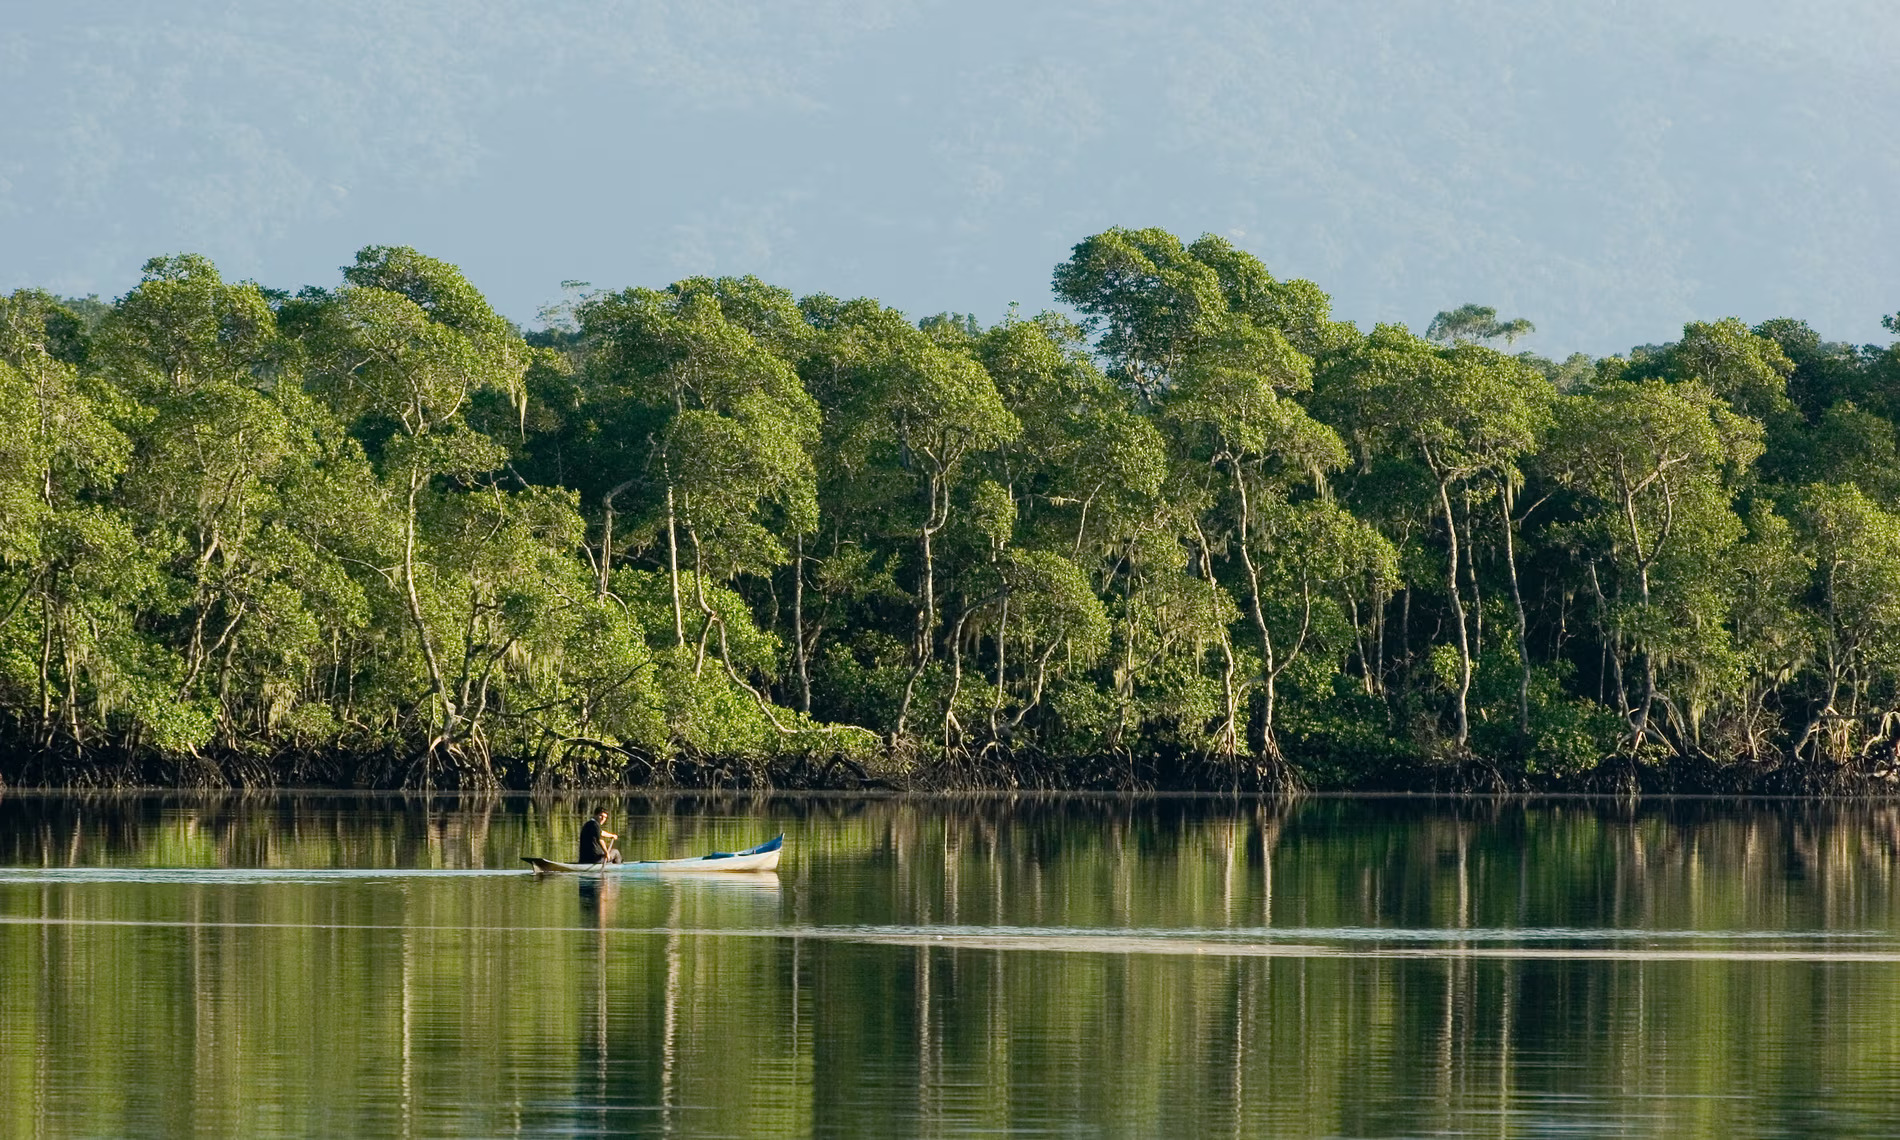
left=4, top=793, right=1900, bottom=1138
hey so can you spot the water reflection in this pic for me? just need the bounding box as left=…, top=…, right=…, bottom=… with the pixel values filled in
left=576, top=873, right=612, bottom=917
left=2, top=793, right=1900, bottom=1137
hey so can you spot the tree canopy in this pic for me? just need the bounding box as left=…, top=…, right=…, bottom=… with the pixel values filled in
left=5, top=233, right=1900, bottom=792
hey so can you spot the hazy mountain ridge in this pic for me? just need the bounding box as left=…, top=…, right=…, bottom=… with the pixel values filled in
left=3, top=0, right=1895, bottom=355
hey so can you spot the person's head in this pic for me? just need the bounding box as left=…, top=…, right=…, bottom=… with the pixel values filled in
left=593, top=807, right=609, bottom=822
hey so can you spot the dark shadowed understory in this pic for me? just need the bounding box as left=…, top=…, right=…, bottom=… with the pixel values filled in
left=4, top=232, right=1900, bottom=792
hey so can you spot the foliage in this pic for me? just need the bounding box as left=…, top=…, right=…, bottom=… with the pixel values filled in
left=6, top=230, right=1900, bottom=791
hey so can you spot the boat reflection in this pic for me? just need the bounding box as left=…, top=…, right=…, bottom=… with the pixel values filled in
left=577, top=870, right=782, bottom=914
left=576, top=874, right=614, bottom=919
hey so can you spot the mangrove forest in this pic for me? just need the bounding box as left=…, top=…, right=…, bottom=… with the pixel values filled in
left=4, top=229, right=1900, bottom=791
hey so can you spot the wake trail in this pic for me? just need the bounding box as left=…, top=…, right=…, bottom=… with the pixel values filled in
left=3, top=915, right=1900, bottom=962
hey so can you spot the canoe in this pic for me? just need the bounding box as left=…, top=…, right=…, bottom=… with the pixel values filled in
left=522, top=834, right=783, bottom=874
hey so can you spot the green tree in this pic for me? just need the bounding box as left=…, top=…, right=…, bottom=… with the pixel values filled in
left=1666, top=317, right=1797, bottom=426
left=1051, top=227, right=1228, bottom=403
left=95, top=257, right=348, bottom=761
left=577, top=286, right=815, bottom=643
left=1543, top=378, right=1762, bottom=756
left=1163, top=321, right=1351, bottom=774
left=1790, top=484, right=1900, bottom=770
left=304, top=247, right=529, bottom=784
left=1425, top=303, right=1535, bottom=347
left=0, top=290, right=142, bottom=762
left=1317, top=327, right=1552, bottom=751
left=803, top=301, right=1019, bottom=742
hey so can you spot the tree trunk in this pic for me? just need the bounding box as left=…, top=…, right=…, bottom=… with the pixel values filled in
left=1193, top=519, right=1241, bottom=763
left=896, top=468, right=947, bottom=738
left=1461, top=493, right=1483, bottom=659
left=792, top=531, right=811, bottom=714
left=37, top=588, right=53, bottom=750
left=687, top=510, right=714, bottom=677
left=1372, top=578, right=1387, bottom=697
left=1230, top=463, right=1283, bottom=762
left=1435, top=474, right=1473, bottom=748
left=599, top=479, right=636, bottom=600
left=993, top=598, right=1010, bottom=734
left=400, top=463, right=462, bottom=783
left=1498, top=479, right=1532, bottom=739
left=1620, top=483, right=1657, bottom=748
left=945, top=604, right=975, bottom=751
left=665, top=482, right=685, bottom=646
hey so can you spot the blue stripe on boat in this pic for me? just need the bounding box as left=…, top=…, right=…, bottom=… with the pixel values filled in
left=700, top=836, right=782, bottom=860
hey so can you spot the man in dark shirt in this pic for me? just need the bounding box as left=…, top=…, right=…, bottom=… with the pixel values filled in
left=578, top=807, right=621, bottom=865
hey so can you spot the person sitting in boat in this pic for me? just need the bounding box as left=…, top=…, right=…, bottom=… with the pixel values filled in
left=578, top=807, right=621, bottom=865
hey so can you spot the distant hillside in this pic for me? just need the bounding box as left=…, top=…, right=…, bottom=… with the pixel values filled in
left=2, top=1, right=1896, bottom=355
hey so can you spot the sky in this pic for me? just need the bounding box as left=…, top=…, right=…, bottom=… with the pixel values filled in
left=3, top=0, right=1897, bottom=357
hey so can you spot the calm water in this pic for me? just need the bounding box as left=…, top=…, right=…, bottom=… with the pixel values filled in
left=5, top=794, right=1900, bottom=1138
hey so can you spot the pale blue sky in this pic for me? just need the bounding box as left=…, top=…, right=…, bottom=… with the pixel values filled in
left=3, top=0, right=1896, bottom=356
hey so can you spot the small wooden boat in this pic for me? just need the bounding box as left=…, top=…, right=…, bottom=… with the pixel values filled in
left=522, top=834, right=783, bottom=874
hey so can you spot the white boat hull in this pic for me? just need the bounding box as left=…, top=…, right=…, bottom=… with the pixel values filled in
left=523, top=834, right=782, bottom=874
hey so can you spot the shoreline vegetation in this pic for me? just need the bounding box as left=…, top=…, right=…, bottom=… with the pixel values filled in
left=4, top=230, right=1900, bottom=794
